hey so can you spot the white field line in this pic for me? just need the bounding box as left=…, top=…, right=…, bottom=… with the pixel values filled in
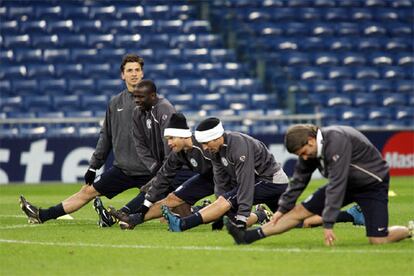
left=0, top=239, right=412, bottom=254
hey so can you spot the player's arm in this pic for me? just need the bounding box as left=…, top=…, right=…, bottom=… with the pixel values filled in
left=277, top=158, right=316, bottom=214
left=211, top=157, right=232, bottom=197
left=157, top=103, right=176, bottom=160
left=89, top=104, right=112, bottom=169
left=322, top=134, right=352, bottom=229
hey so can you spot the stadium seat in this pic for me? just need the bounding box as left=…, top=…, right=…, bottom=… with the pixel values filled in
left=395, top=80, right=414, bottom=94
left=1, top=64, right=26, bottom=79
left=20, top=19, right=47, bottom=33
left=46, top=19, right=74, bottom=33
left=397, top=53, right=414, bottom=67
left=381, top=93, right=407, bottom=107
left=353, top=93, right=378, bottom=107
left=326, top=94, right=353, bottom=107
left=26, top=64, right=55, bottom=79
left=52, top=95, right=80, bottom=111
left=18, top=126, right=47, bottom=138
left=23, top=95, right=53, bottom=112
left=157, top=78, right=182, bottom=95
left=181, top=78, right=209, bottom=94
left=281, top=52, right=311, bottom=66
left=46, top=125, right=77, bottom=137
left=313, top=52, right=339, bottom=66
left=224, top=93, right=251, bottom=108
left=89, top=5, right=117, bottom=20
left=340, top=107, right=367, bottom=122
left=251, top=93, right=278, bottom=108
left=325, top=38, right=353, bottom=52
left=34, top=5, right=62, bottom=20
left=3, top=34, right=30, bottom=48
left=71, top=48, right=99, bottom=62
left=367, top=107, right=393, bottom=122
left=116, top=5, right=145, bottom=19
left=83, top=63, right=112, bottom=78
left=96, top=79, right=124, bottom=94
left=356, top=38, right=382, bottom=52
left=0, top=19, right=18, bottom=34
left=369, top=52, right=394, bottom=66
left=39, top=79, right=67, bottom=95
left=0, top=80, right=12, bottom=96
left=12, top=79, right=38, bottom=96
left=209, top=78, right=237, bottom=91
left=168, top=93, right=195, bottom=108
left=341, top=52, right=367, bottom=66
left=0, top=126, right=19, bottom=138
left=195, top=93, right=223, bottom=108
left=55, top=63, right=83, bottom=78
left=14, top=48, right=43, bottom=63
left=381, top=66, right=407, bottom=80
left=168, top=63, right=200, bottom=78
left=87, top=33, right=115, bottom=48
left=299, top=67, right=325, bottom=80
left=80, top=95, right=108, bottom=111
left=310, top=23, right=335, bottom=36
left=36, top=111, right=65, bottom=119
left=65, top=110, right=93, bottom=118
left=313, top=80, right=338, bottom=94
left=366, top=80, right=393, bottom=94
left=58, top=34, right=87, bottom=47
left=354, top=67, right=380, bottom=79
left=73, top=19, right=103, bottom=34
left=336, top=22, right=360, bottom=36
left=78, top=125, right=101, bottom=137
left=339, top=80, right=366, bottom=93
left=43, top=49, right=70, bottom=62
left=101, top=19, right=129, bottom=34
left=395, top=106, right=414, bottom=121
left=31, top=34, right=59, bottom=48
left=0, top=96, right=23, bottom=112
left=68, top=79, right=95, bottom=94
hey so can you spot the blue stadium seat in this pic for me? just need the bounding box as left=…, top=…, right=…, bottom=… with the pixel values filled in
left=284, top=22, right=309, bottom=36
left=46, top=19, right=74, bottom=33
left=299, top=67, right=325, bottom=80
left=71, top=48, right=99, bottom=62
left=36, top=111, right=65, bottom=118
left=34, top=5, right=62, bottom=20
left=31, top=34, right=59, bottom=48
left=129, top=19, right=154, bottom=33
left=341, top=52, right=367, bottom=66
left=339, top=80, right=366, bottom=93
left=39, top=79, right=67, bottom=95
left=0, top=96, right=23, bottom=112
left=116, top=5, right=144, bottom=19
left=251, top=93, right=278, bottom=108
left=26, top=64, right=55, bottom=79
left=224, top=93, right=251, bottom=107
left=356, top=38, right=382, bottom=52
left=326, top=94, right=352, bottom=107
left=65, top=110, right=93, bottom=118
left=369, top=52, right=394, bottom=66
left=0, top=19, right=18, bottom=34
left=73, top=19, right=103, bottom=33
left=12, top=79, right=38, bottom=96
left=144, top=5, right=170, bottom=20
left=89, top=5, right=117, bottom=20
left=396, top=52, right=414, bottom=67
left=391, top=0, right=413, bottom=7
left=182, top=48, right=210, bottom=63
left=156, top=19, right=183, bottom=33
left=20, top=19, right=47, bottom=33
left=327, top=67, right=353, bottom=80
left=210, top=49, right=236, bottom=62
left=3, top=34, right=30, bottom=48
left=19, top=126, right=46, bottom=138
left=385, top=38, right=412, bottom=52
left=281, top=52, right=311, bottom=66
left=387, top=22, right=412, bottom=37
left=99, top=48, right=127, bottom=63
left=297, top=7, right=323, bottom=21
left=381, top=93, right=407, bottom=107
left=374, top=8, right=400, bottom=22
left=313, top=80, right=338, bottom=94
left=14, top=48, right=42, bottom=63
left=367, top=80, right=393, bottom=94
left=81, top=95, right=108, bottom=111
left=310, top=22, right=335, bottom=36
left=83, top=63, right=112, bottom=78
left=296, top=93, right=326, bottom=113
left=325, top=38, right=353, bottom=52
left=113, top=34, right=147, bottom=48
left=300, top=37, right=325, bottom=51
left=55, top=63, right=83, bottom=78
left=208, top=109, right=237, bottom=117
left=154, top=48, right=181, bottom=63
left=101, top=19, right=129, bottom=34
left=336, top=22, right=360, bottom=36
left=52, top=95, right=80, bottom=111
left=195, top=93, right=222, bottom=108
left=181, top=78, right=209, bottom=94
left=313, top=52, right=339, bottom=66
left=23, top=95, right=53, bottom=112
left=354, top=67, right=380, bottom=79
left=353, top=93, right=378, bottom=107
left=324, top=7, right=349, bottom=21
left=170, top=4, right=197, bottom=19
left=395, top=80, right=414, bottom=94
left=6, top=111, right=36, bottom=119
left=68, top=79, right=95, bottom=94
left=350, top=8, right=373, bottom=21
left=46, top=125, right=77, bottom=137
left=340, top=107, right=367, bottom=122
left=43, top=49, right=70, bottom=62
left=7, top=6, right=34, bottom=20
left=58, top=34, right=87, bottom=47
left=168, top=63, right=199, bottom=78
left=96, top=79, right=124, bottom=94
left=0, top=80, right=12, bottom=96
left=0, top=64, right=26, bottom=79
left=367, top=107, right=393, bottom=122
left=381, top=66, right=407, bottom=80
left=0, top=49, right=14, bottom=64
left=168, top=94, right=195, bottom=108
left=0, top=126, right=19, bottom=138
left=361, top=22, right=387, bottom=36
left=395, top=107, right=414, bottom=121
left=147, top=33, right=171, bottom=48
left=157, top=78, right=182, bottom=95
left=209, top=78, right=237, bottom=91
left=237, top=109, right=265, bottom=117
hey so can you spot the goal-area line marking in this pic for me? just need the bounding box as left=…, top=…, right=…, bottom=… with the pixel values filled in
left=0, top=238, right=411, bottom=254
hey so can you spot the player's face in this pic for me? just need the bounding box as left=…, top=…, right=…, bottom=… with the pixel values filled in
left=133, top=89, right=154, bottom=111
left=166, top=136, right=185, bottom=152
left=295, top=137, right=317, bottom=160
left=121, top=62, right=143, bottom=92
left=201, top=138, right=222, bottom=154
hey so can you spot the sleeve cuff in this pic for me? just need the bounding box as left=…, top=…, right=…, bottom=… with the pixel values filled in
left=323, top=222, right=334, bottom=229
left=143, top=199, right=153, bottom=208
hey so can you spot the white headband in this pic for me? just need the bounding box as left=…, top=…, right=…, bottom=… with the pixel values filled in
left=164, top=128, right=192, bottom=138
left=195, top=122, right=224, bottom=143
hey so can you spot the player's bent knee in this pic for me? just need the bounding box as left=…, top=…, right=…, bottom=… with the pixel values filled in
left=165, top=193, right=184, bottom=207
left=215, top=196, right=231, bottom=210
left=368, top=237, right=388, bottom=245
left=80, top=184, right=99, bottom=198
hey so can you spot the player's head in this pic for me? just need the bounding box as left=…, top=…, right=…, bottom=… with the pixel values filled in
left=120, top=54, right=144, bottom=92
left=164, top=113, right=192, bottom=152
left=195, top=117, right=224, bottom=154
left=133, top=79, right=157, bottom=111
left=285, top=124, right=318, bottom=160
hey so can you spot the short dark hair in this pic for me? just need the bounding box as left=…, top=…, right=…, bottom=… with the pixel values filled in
left=120, top=54, right=144, bottom=73
left=133, top=79, right=157, bottom=94
left=285, top=124, right=318, bottom=153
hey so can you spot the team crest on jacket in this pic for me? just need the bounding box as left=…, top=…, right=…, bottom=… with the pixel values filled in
left=221, top=157, right=228, bottom=166
left=332, top=154, right=340, bottom=162
left=146, top=119, right=152, bottom=129
left=190, top=158, right=198, bottom=167
left=239, top=155, right=246, bottom=162
left=162, top=114, right=168, bottom=121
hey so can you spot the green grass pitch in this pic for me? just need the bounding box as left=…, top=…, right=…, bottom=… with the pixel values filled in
left=1, top=177, right=413, bottom=275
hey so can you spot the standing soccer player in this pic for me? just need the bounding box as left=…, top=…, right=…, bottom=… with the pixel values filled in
left=19, top=54, right=158, bottom=226
left=226, top=124, right=413, bottom=245
left=162, top=117, right=289, bottom=232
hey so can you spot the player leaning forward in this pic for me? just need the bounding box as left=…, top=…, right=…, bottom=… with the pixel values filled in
left=226, top=124, right=413, bottom=246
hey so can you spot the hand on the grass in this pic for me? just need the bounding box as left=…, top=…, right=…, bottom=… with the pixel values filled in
left=271, top=211, right=284, bottom=225
left=324, top=228, right=336, bottom=246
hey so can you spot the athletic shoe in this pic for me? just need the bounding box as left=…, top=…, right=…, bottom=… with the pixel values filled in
left=161, top=205, right=182, bottom=232
left=346, top=204, right=365, bottom=226
left=224, top=216, right=248, bottom=245
left=107, top=206, right=143, bottom=230
left=254, top=204, right=272, bottom=225
left=19, top=195, right=42, bottom=224
left=93, top=197, right=115, bottom=227
left=408, top=220, right=414, bottom=240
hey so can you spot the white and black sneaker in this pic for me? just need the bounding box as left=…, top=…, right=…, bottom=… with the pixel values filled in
left=19, top=195, right=42, bottom=224
left=93, top=197, right=115, bottom=227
